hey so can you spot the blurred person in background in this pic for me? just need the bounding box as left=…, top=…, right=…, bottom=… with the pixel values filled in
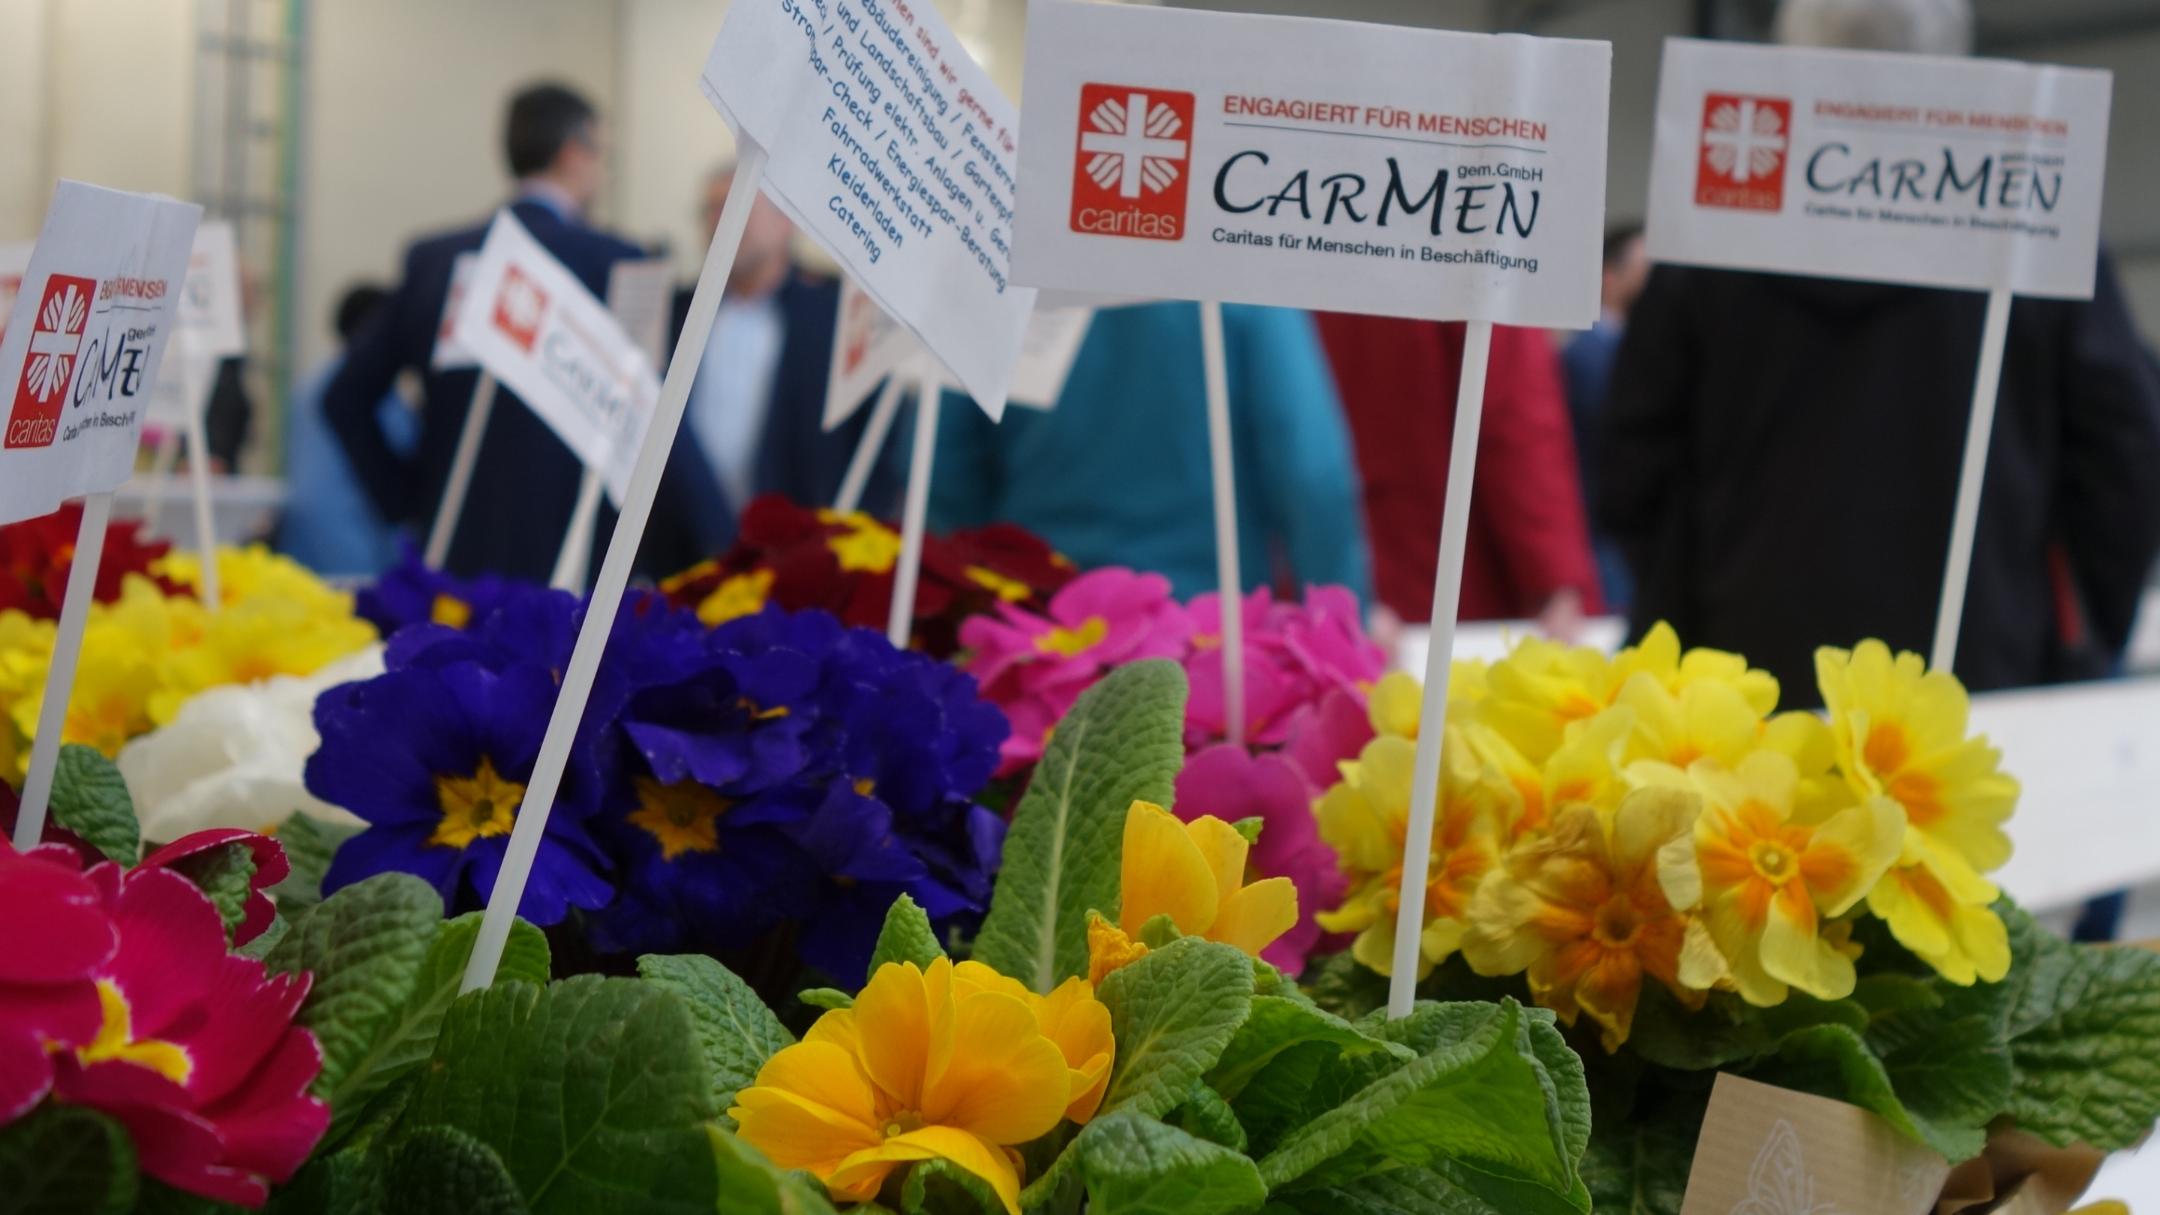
left=325, top=81, right=723, bottom=582
left=1598, top=0, right=2160, bottom=707
left=276, top=285, right=416, bottom=576
left=672, top=162, right=894, bottom=544
left=930, top=303, right=1372, bottom=602
left=1561, top=225, right=1650, bottom=612
left=1316, top=315, right=1599, bottom=637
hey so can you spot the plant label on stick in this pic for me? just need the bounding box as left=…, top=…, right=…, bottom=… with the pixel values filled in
left=825, top=275, right=918, bottom=431
left=1006, top=305, right=1094, bottom=412
left=432, top=252, right=481, bottom=371
left=702, top=0, right=1034, bottom=419
left=1679, top=1074, right=1950, bottom=1215
left=0, top=241, right=31, bottom=346
left=0, top=181, right=202, bottom=525
left=1644, top=40, right=2110, bottom=674
left=606, top=256, right=676, bottom=375
left=448, top=210, right=658, bottom=507
left=145, top=220, right=246, bottom=607
left=1011, top=0, right=1609, bottom=327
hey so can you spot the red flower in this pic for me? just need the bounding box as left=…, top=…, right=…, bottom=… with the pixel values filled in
left=139, top=830, right=293, bottom=947
left=0, top=501, right=188, bottom=620
left=0, top=837, right=327, bottom=1207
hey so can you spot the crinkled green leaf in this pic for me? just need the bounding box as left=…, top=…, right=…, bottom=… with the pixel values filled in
left=0, top=1102, right=137, bottom=1215
left=1168, top=1078, right=1247, bottom=1152
left=1579, top=1093, right=1699, bottom=1215
left=973, top=661, right=1187, bottom=992
left=1519, top=1008, right=1592, bottom=1171
left=267, top=813, right=362, bottom=913
left=165, top=841, right=257, bottom=942
left=262, top=1144, right=383, bottom=1215
left=1302, top=951, right=1389, bottom=1023
left=1270, top=1166, right=1506, bottom=1215
left=412, top=976, right=718, bottom=1212
left=266, top=877, right=548, bottom=1144
left=1098, top=938, right=1254, bottom=1119
left=799, top=987, right=854, bottom=1011
left=638, top=953, right=795, bottom=1119
left=49, top=744, right=137, bottom=864
left=1075, top=1111, right=1267, bottom=1215
left=382, top=1124, right=529, bottom=1215
left=901, top=1158, right=1003, bottom=1215
left=1261, top=999, right=1581, bottom=1210
left=711, top=1125, right=840, bottom=1215
left=1753, top=1021, right=1991, bottom=1162
left=129, top=1181, right=241, bottom=1214
left=1996, top=910, right=2160, bottom=1149
left=1208, top=995, right=1409, bottom=1102
left=869, top=894, right=945, bottom=973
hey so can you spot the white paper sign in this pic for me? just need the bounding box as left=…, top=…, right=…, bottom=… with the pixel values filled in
left=146, top=220, right=247, bottom=427
left=1010, top=1, right=1610, bottom=329
left=0, top=182, right=201, bottom=524
left=1647, top=39, right=2110, bottom=298
left=1006, top=306, right=1094, bottom=411
left=824, top=275, right=918, bottom=429
left=0, top=242, right=33, bottom=347
left=431, top=252, right=480, bottom=370
left=606, top=257, right=676, bottom=373
left=448, top=212, right=657, bottom=504
left=701, top=0, right=1035, bottom=418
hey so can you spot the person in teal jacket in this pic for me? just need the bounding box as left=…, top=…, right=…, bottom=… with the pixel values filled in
left=930, top=302, right=1373, bottom=603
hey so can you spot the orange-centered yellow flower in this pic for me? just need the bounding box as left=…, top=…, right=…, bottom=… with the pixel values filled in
left=1867, top=833, right=2011, bottom=986
left=1463, top=786, right=1723, bottom=1051
left=1088, top=800, right=1298, bottom=982
left=732, top=958, right=1104, bottom=1214
left=1653, top=751, right=1903, bottom=1005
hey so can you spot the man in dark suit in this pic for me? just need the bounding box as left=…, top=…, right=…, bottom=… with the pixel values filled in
left=326, top=82, right=725, bottom=582
left=671, top=163, right=896, bottom=545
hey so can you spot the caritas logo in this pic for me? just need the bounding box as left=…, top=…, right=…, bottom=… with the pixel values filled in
left=6, top=274, right=96, bottom=451
left=1069, top=84, right=1195, bottom=242
left=1695, top=93, right=1792, bottom=212
left=491, top=264, right=548, bottom=352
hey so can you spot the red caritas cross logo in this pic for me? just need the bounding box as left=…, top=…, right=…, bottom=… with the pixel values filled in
left=1696, top=93, right=1792, bottom=211
left=1069, top=84, right=1196, bottom=242
left=491, top=264, right=547, bottom=352
left=6, top=274, right=96, bottom=451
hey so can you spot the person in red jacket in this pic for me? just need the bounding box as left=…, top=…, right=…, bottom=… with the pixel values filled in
left=1313, top=316, right=1601, bottom=635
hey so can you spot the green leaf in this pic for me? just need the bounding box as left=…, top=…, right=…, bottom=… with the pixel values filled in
left=1271, top=1166, right=1506, bottom=1215
left=382, top=1124, right=530, bottom=1215
left=1996, top=917, right=2160, bottom=1149
left=1098, top=938, right=1254, bottom=1119
left=0, top=1102, right=137, bottom=1215
left=799, top=987, right=854, bottom=1011
left=130, top=1182, right=244, bottom=1214
left=1208, top=995, right=1409, bottom=1102
left=1303, top=951, right=1389, bottom=1023
left=262, top=1145, right=384, bottom=1215
left=267, top=814, right=362, bottom=914
left=869, top=894, right=945, bottom=973
left=48, top=744, right=137, bottom=864
left=1168, top=1078, right=1247, bottom=1152
left=973, top=661, right=1187, bottom=992
left=637, top=954, right=795, bottom=1119
left=1752, top=1021, right=1992, bottom=1162
left=1519, top=1009, right=1592, bottom=1172
left=164, top=841, right=258, bottom=942
left=1230, top=817, right=1265, bottom=844
left=412, top=976, right=718, bottom=1212
left=710, top=1125, right=840, bottom=1215
left=266, top=875, right=549, bottom=1143
left=1579, top=1095, right=1698, bottom=1215
left=1074, top=1111, right=1268, bottom=1215
left=902, top=1158, right=1004, bottom=1215
left=1259, top=1000, right=1581, bottom=1209
left=1137, top=913, right=1184, bottom=950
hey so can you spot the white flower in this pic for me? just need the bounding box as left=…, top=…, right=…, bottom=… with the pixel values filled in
left=117, top=646, right=387, bottom=842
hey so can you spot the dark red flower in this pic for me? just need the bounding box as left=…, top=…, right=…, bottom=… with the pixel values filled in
left=0, top=502, right=189, bottom=620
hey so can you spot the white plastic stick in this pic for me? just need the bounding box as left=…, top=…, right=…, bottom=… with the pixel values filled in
left=425, top=371, right=497, bottom=569
left=833, top=372, right=906, bottom=515
left=1931, top=286, right=2013, bottom=675
left=182, top=385, right=221, bottom=611
left=1200, top=301, right=1245, bottom=746
left=462, top=147, right=768, bottom=993
left=1388, top=320, right=1493, bottom=1020
left=12, top=493, right=114, bottom=851
left=886, top=367, right=941, bottom=649
left=549, top=469, right=603, bottom=591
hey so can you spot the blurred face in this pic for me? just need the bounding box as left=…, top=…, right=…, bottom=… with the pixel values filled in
left=708, top=171, right=794, bottom=290
left=1602, top=235, right=1650, bottom=319
left=555, top=118, right=609, bottom=211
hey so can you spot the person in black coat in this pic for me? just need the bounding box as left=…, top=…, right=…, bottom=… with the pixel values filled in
left=325, top=82, right=726, bottom=583
left=668, top=163, right=900, bottom=552
left=1597, top=257, right=2160, bottom=705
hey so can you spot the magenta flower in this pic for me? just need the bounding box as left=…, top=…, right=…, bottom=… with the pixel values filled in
left=0, top=838, right=328, bottom=1207
left=1173, top=744, right=1349, bottom=973
left=1184, top=585, right=1387, bottom=748
left=139, top=829, right=293, bottom=948
left=960, top=568, right=1191, bottom=773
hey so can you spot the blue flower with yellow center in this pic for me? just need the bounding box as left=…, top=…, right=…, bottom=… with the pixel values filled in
left=356, top=542, right=520, bottom=637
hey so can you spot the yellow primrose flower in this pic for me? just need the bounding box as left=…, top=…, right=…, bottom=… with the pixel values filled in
left=816, top=509, right=902, bottom=574
left=1478, top=636, right=1622, bottom=763
left=148, top=598, right=377, bottom=724
left=1653, top=751, right=1903, bottom=1005
left=1464, top=707, right=1633, bottom=847
left=1815, top=641, right=2017, bottom=876
left=1315, top=730, right=1514, bottom=977
left=1868, top=834, right=2010, bottom=986
left=732, top=958, right=1081, bottom=1214
left=694, top=568, right=775, bottom=627
left=1462, top=787, right=1723, bottom=1050
left=1087, top=800, right=1298, bottom=982
left=947, top=964, right=1116, bottom=1124
left=1612, top=670, right=1767, bottom=772
left=1368, top=670, right=1426, bottom=740
left=1608, top=622, right=1780, bottom=718
left=156, top=545, right=355, bottom=616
